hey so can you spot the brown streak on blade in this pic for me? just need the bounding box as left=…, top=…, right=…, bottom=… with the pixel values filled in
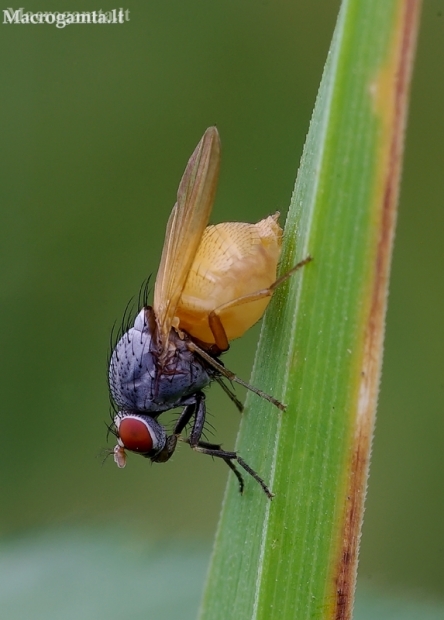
left=332, top=2, right=422, bottom=619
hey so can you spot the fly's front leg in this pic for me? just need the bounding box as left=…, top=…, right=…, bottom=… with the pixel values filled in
left=173, top=402, right=197, bottom=435
left=182, top=436, right=246, bottom=494
left=152, top=402, right=196, bottom=464
left=188, top=392, right=206, bottom=446
left=189, top=439, right=273, bottom=499
left=184, top=396, right=274, bottom=499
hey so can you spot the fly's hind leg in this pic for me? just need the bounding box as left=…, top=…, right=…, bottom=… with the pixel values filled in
left=207, top=255, right=313, bottom=346
left=188, top=256, right=312, bottom=410
left=207, top=312, right=230, bottom=352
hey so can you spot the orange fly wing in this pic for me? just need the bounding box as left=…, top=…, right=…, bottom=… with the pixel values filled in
left=153, top=127, right=221, bottom=353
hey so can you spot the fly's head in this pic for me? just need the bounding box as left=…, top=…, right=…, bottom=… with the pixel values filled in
left=110, top=410, right=168, bottom=468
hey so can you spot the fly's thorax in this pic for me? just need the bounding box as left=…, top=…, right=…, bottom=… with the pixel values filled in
left=108, top=306, right=211, bottom=413
left=108, top=307, right=156, bottom=410
left=175, top=214, right=283, bottom=344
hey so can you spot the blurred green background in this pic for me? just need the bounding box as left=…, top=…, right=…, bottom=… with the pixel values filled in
left=0, top=0, right=442, bottom=612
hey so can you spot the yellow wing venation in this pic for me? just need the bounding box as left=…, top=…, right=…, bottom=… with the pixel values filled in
left=153, top=127, right=221, bottom=353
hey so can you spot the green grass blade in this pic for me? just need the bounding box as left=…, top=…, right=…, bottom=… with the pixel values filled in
left=200, top=1, right=421, bottom=620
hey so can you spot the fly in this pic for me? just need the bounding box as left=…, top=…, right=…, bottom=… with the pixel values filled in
left=107, top=127, right=311, bottom=498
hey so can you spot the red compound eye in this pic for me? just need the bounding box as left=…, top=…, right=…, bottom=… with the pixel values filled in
left=118, top=417, right=154, bottom=453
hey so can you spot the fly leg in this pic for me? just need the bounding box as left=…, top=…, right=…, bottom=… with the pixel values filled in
left=188, top=256, right=313, bottom=410
left=183, top=437, right=274, bottom=500
left=205, top=256, right=312, bottom=351
left=187, top=340, right=286, bottom=411
left=152, top=402, right=197, bottom=464
left=208, top=256, right=313, bottom=344
left=214, top=376, right=244, bottom=413
left=183, top=392, right=273, bottom=499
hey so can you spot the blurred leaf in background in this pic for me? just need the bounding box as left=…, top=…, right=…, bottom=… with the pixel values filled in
left=0, top=531, right=443, bottom=620
left=0, top=0, right=442, bottom=611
